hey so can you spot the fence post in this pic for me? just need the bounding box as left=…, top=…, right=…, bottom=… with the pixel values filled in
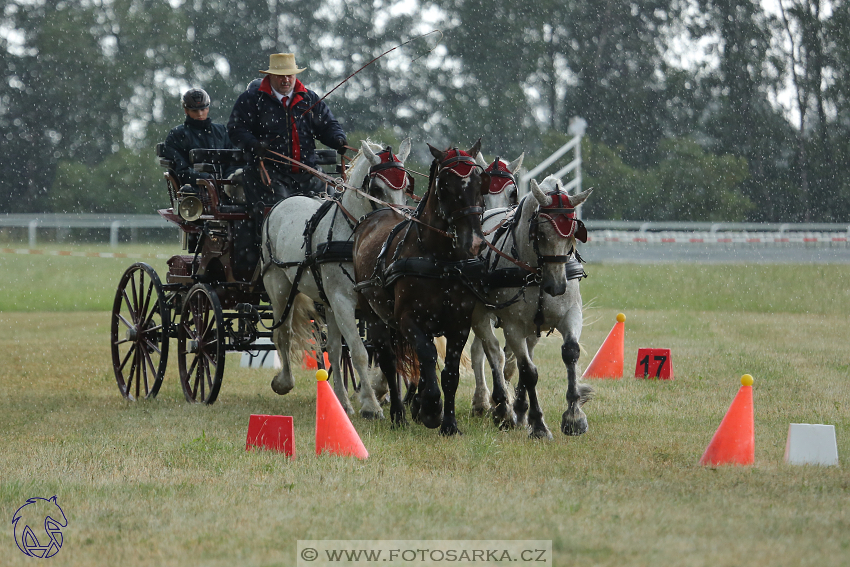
left=28, top=220, right=38, bottom=248
left=110, top=221, right=121, bottom=248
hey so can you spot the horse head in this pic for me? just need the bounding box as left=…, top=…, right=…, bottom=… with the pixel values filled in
left=348, top=139, right=412, bottom=208
left=475, top=151, right=524, bottom=210
left=528, top=175, right=592, bottom=297
left=426, top=139, right=490, bottom=257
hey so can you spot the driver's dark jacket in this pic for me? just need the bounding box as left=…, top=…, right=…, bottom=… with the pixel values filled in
left=163, top=117, right=235, bottom=186
left=227, top=76, right=345, bottom=176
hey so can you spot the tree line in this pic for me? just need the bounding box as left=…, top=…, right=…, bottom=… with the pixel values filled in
left=1, top=0, right=848, bottom=222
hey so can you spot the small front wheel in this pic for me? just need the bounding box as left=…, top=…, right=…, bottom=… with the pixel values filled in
left=110, top=263, right=170, bottom=400
left=177, top=284, right=225, bottom=404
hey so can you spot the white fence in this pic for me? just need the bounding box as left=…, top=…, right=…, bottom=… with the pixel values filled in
left=1, top=214, right=849, bottom=248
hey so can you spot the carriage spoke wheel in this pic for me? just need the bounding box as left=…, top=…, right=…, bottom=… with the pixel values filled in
left=110, top=262, right=170, bottom=401
left=177, top=284, right=225, bottom=404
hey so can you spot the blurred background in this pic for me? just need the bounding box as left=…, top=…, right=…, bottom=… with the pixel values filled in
left=2, top=0, right=849, bottom=223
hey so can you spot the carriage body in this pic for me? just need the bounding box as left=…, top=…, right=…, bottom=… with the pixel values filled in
left=109, top=146, right=341, bottom=404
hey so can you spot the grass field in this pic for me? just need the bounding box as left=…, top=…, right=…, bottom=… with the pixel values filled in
left=1, top=245, right=848, bottom=566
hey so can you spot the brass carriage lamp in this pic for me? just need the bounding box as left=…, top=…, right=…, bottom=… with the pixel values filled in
left=177, top=184, right=204, bottom=222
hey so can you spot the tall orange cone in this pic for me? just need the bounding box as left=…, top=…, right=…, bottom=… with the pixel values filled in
left=699, top=375, right=755, bottom=466
left=582, top=313, right=626, bottom=379
left=315, top=369, right=368, bottom=459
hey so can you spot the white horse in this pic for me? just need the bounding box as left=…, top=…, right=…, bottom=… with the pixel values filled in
left=469, top=152, right=524, bottom=409
left=262, top=139, right=412, bottom=418
left=470, top=176, right=593, bottom=439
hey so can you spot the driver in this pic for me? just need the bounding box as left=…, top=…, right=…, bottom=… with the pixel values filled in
left=227, top=53, right=347, bottom=215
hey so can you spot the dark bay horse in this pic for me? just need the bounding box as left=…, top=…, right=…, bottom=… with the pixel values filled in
left=352, top=141, right=491, bottom=435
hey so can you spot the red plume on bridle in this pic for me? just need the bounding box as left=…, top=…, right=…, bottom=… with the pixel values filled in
left=539, top=192, right=586, bottom=242
left=484, top=157, right=516, bottom=195
left=368, top=147, right=409, bottom=191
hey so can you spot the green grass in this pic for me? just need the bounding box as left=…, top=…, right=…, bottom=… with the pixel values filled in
left=1, top=247, right=849, bottom=566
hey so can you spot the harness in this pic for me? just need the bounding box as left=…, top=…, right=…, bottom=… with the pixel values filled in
left=263, top=151, right=411, bottom=330
left=354, top=148, right=486, bottom=294
left=481, top=191, right=588, bottom=335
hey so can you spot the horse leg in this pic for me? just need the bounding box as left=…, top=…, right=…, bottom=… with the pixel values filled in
left=469, top=334, right=492, bottom=416
left=370, top=322, right=405, bottom=427
left=506, top=333, right=552, bottom=439
left=471, top=308, right=516, bottom=429
left=503, top=345, right=518, bottom=383
left=323, top=310, right=355, bottom=415
left=265, top=270, right=296, bottom=395
left=559, top=308, right=592, bottom=436
left=399, top=314, right=441, bottom=429
left=438, top=328, right=469, bottom=436
left=328, top=297, right=384, bottom=420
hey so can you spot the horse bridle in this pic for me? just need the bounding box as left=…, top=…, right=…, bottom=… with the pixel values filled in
left=431, top=150, right=486, bottom=235
left=363, top=147, right=416, bottom=201
left=484, top=156, right=518, bottom=196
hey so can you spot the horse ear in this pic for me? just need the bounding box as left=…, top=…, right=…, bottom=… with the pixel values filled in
left=568, top=188, right=593, bottom=208
left=507, top=153, right=524, bottom=173
left=398, top=138, right=411, bottom=163
left=428, top=143, right=446, bottom=161
left=475, top=151, right=488, bottom=168
left=479, top=172, right=491, bottom=196
left=362, top=140, right=380, bottom=166
left=468, top=138, right=482, bottom=158
left=530, top=179, right=552, bottom=207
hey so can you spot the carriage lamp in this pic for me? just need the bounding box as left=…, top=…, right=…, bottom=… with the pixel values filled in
left=177, top=185, right=205, bottom=222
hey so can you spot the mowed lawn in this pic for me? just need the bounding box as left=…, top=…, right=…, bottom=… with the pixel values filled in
left=0, top=245, right=848, bottom=567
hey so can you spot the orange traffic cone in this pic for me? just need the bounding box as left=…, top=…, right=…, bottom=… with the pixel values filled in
left=582, top=313, right=626, bottom=379
left=302, top=350, right=331, bottom=370
left=315, top=369, right=368, bottom=459
left=699, top=375, right=755, bottom=466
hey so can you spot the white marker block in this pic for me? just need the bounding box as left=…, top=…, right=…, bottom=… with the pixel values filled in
left=240, top=338, right=281, bottom=369
left=784, top=423, right=839, bottom=466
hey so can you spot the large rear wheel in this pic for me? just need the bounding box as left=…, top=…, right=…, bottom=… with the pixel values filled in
left=177, top=284, right=225, bottom=404
left=110, top=262, right=170, bottom=400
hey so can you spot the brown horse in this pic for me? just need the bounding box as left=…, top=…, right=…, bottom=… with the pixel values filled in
left=352, top=141, right=491, bottom=435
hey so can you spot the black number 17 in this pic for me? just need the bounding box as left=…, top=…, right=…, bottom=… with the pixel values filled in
left=639, top=354, right=668, bottom=378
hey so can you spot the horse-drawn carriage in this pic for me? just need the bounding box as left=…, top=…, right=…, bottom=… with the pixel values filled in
left=110, top=135, right=596, bottom=439
left=109, top=144, right=342, bottom=404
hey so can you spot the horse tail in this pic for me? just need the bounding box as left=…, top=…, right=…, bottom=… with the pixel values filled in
left=392, top=331, right=420, bottom=389
left=433, top=337, right=473, bottom=375
left=288, top=293, right=323, bottom=363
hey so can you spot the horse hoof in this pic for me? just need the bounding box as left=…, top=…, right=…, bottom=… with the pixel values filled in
left=529, top=424, right=553, bottom=440
left=419, top=411, right=442, bottom=429
left=440, top=423, right=462, bottom=436
left=560, top=411, right=588, bottom=436
left=470, top=405, right=489, bottom=417
left=391, top=411, right=407, bottom=428
left=492, top=406, right=517, bottom=430
left=270, top=377, right=293, bottom=395
left=360, top=409, right=385, bottom=420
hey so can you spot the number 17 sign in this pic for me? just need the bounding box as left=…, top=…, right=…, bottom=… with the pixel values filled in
left=634, top=348, right=674, bottom=380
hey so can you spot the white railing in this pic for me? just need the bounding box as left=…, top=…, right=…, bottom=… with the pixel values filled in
left=519, top=116, right=586, bottom=198
left=0, top=213, right=173, bottom=248
left=2, top=214, right=849, bottom=248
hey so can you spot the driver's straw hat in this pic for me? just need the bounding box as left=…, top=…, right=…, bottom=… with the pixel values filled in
left=260, top=53, right=306, bottom=75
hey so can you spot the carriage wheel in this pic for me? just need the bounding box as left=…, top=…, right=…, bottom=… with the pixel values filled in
left=110, top=262, right=170, bottom=401
left=177, top=284, right=225, bottom=404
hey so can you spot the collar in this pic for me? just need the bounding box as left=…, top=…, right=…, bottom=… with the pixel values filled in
left=184, top=116, right=212, bottom=131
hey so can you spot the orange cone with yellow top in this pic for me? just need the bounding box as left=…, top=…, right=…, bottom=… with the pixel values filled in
left=699, top=374, right=755, bottom=466
left=582, top=313, right=626, bottom=379
left=315, top=369, right=368, bottom=459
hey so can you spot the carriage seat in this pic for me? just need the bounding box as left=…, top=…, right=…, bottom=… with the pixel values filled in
left=155, top=142, right=175, bottom=169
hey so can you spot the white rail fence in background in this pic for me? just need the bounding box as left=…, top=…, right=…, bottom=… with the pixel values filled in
left=2, top=214, right=849, bottom=249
